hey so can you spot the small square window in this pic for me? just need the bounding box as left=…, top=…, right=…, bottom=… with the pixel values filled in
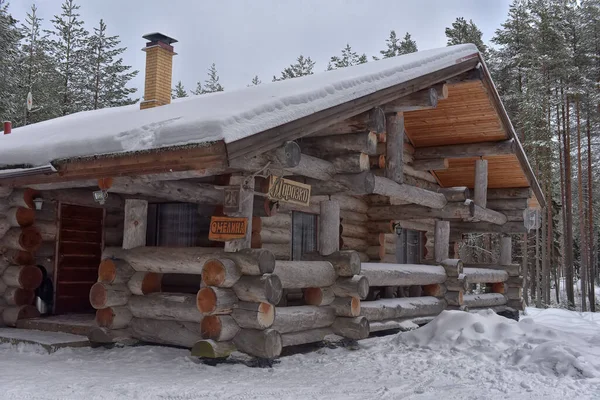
left=291, top=212, right=318, bottom=260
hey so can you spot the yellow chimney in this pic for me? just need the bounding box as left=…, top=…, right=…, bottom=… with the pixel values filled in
left=140, top=32, right=177, bottom=110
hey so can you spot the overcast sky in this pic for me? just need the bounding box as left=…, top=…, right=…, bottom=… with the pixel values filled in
left=12, top=0, right=511, bottom=95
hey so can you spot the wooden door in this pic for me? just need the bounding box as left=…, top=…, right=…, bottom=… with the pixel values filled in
left=54, top=204, right=104, bottom=314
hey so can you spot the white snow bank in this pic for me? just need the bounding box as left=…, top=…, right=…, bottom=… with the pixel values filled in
left=395, top=309, right=600, bottom=379
left=0, top=44, right=479, bottom=169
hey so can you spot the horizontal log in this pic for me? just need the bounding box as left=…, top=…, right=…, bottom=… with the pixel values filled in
left=196, top=287, right=237, bottom=315
left=40, top=189, right=123, bottom=210
left=309, top=108, right=386, bottom=136
left=303, top=287, right=335, bottom=306
left=340, top=209, right=368, bottom=224
left=252, top=227, right=291, bottom=246
left=98, top=259, right=135, bottom=284
left=360, top=263, right=446, bottom=287
left=383, top=87, right=438, bottom=113
left=437, top=187, right=470, bottom=202
left=326, top=153, right=370, bottom=174
left=233, top=328, right=282, bottom=359
left=331, top=316, right=369, bottom=340
left=0, top=226, right=42, bottom=252
left=462, top=293, right=507, bottom=308
left=95, top=306, right=132, bottom=329
left=2, top=305, right=39, bottom=326
left=130, top=318, right=202, bottom=348
left=372, top=176, right=447, bottom=209
left=274, top=261, right=336, bottom=289
left=340, top=236, right=369, bottom=252
left=260, top=243, right=291, bottom=260
left=485, top=198, right=528, bottom=211
left=3, top=207, right=35, bottom=228
left=0, top=188, right=38, bottom=211
left=231, top=301, right=275, bottom=330
left=104, top=227, right=123, bottom=246
left=422, top=283, right=447, bottom=297
left=2, top=265, right=43, bottom=290
left=3, top=287, right=35, bottom=306
left=260, top=214, right=291, bottom=230
left=191, top=340, right=236, bottom=359
left=414, top=139, right=516, bottom=160
left=487, top=188, right=532, bottom=200
left=506, top=276, right=524, bottom=288
left=200, top=315, right=240, bottom=341
left=127, top=272, right=162, bottom=296
left=369, top=316, right=436, bottom=332
left=284, top=153, right=336, bottom=181
left=403, top=164, right=438, bottom=184
left=470, top=204, right=508, bottom=225
left=330, top=296, right=361, bottom=317
left=229, top=141, right=301, bottom=171
left=0, top=250, right=34, bottom=266
left=89, top=283, right=130, bottom=309
left=340, top=222, right=368, bottom=239
left=451, top=222, right=526, bottom=234
left=463, top=268, right=509, bottom=284
left=128, top=293, right=202, bottom=322
left=232, top=274, right=283, bottom=304
left=202, top=258, right=241, bottom=288
left=102, top=247, right=275, bottom=275
left=332, top=275, right=369, bottom=299
left=412, top=158, right=449, bottom=171
left=300, top=251, right=361, bottom=277
left=463, top=263, right=521, bottom=276
left=300, top=132, right=379, bottom=157
left=272, top=306, right=336, bottom=334
left=281, top=328, right=332, bottom=347
left=360, top=297, right=446, bottom=321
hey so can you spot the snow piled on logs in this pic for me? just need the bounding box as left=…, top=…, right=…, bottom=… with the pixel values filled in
left=0, top=44, right=478, bottom=169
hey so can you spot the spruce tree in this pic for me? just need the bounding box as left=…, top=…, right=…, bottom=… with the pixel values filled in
left=46, top=0, right=90, bottom=115
left=378, top=30, right=399, bottom=59
left=398, top=32, right=418, bottom=55
left=248, top=75, right=261, bottom=86
left=327, top=44, right=367, bottom=70
left=375, top=31, right=418, bottom=60
left=15, top=4, right=61, bottom=125
left=202, top=63, right=224, bottom=93
left=273, top=55, right=315, bottom=81
left=445, top=17, right=488, bottom=55
left=191, top=81, right=203, bottom=96
left=0, top=0, right=21, bottom=126
left=87, top=19, right=138, bottom=109
left=172, top=81, right=188, bottom=98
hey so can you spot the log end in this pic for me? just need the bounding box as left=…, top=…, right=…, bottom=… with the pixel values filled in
left=2, top=304, right=40, bottom=326
left=356, top=276, right=369, bottom=300
left=200, top=315, right=223, bottom=339
left=23, top=188, right=41, bottom=210
left=422, top=284, right=443, bottom=297
left=95, top=307, right=115, bottom=328
left=191, top=340, right=235, bottom=359
left=303, top=287, right=323, bottom=306
left=282, top=141, right=302, bottom=168
left=3, top=250, right=34, bottom=265
left=98, top=259, right=117, bottom=283
left=264, top=274, right=283, bottom=305
left=7, top=288, right=35, bottom=306
left=140, top=272, right=162, bottom=295
left=18, top=265, right=43, bottom=290
left=202, top=259, right=232, bottom=287
left=349, top=297, right=361, bottom=317
left=14, top=207, right=35, bottom=227
left=369, top=107, right=386, bottom=134
left=359, top=153, right=371, bottom=172
left=17, top=226, right=43, bottom=252
left=239, top=248, right=276, bottom=274
left=196, top=287, right=217, bottom=314
left=89, top=282, right=108, bottom=310
left=491, top=282, right=506, bottom=294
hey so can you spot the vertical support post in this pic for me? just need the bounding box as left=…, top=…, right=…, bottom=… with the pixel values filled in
left=385, top=112, right=404, bottom=184
left=474, top=159, right=488, bottom=208
left=499, top=236, right=512, bottom=266
left=225, top=175, right=254, bottom=252
left=434, top=220, right=450, bottom=263
left=123, top=199, right=148, bottom=249
left=319, top=200, right=340, bottom=256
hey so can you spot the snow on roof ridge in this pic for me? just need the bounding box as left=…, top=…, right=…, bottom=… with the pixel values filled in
left=0, top=44, right=479, bottom=169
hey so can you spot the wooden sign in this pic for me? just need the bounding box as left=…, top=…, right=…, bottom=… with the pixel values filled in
left=267, top=176, right=311, bottom=207
left=223, top=186, right=241, bottom=214
left=209, top=216, right=248, bottom=241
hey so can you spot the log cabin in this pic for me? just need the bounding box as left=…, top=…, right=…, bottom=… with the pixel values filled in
left=0, top=33, right=544, bottom=359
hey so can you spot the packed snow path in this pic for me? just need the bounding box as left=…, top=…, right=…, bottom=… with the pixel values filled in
left=1, top=308, right=599, bottom=399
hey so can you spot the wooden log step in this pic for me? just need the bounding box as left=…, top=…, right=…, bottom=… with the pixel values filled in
left=128, top=293, right=202, bottom=322
left=330, top=296, right=361, bottom=317
left=331, top=316, right=369, bottom=340
left=127, top=272, right=162, bottom=296
left=2, top=304, right=40, bottom=326
left=200, top=315, right=240, bottom=341
left=3, top=287, right=35, bottom=306
left=272, top=306, right=336, bottom=334
left=95, top=306, right=132, bottom=329
left=340, top=236, right=369, bottom=252
left=332, top=275, right=369, bottom=299
left=462, top=293, right=507, bottom=308
left=102, top=247, right=275, bottom=275
left=360, top=297, right=446, bottom=321
left=232, top=274, right=283, bottom=304
left=202, top=258, right=242, bottom=288
left=0, top=226, right=42, bottom=252
left=196, top=287, right=237, bottom=315
left=360, top=263, right=446, bottom=287
left=233, top=329, right=282, bottom=359
left=231, top=301, right=275, bottom=330
left=3, top=207, right=35, bottom=228
left=89, top=282, right=130, bottom=309
left=2, top=265, right=43, bottom=290
left=130, top=318, right=202, bottom=348
left=281, top=328, right=332, bottom=347
left=303, top=287, right=335, bottom=306
left=274, top=261, right=336, bottom=289
left=191, top=340, right=236, bottom=359
left=301, top=251, right=361, bottom=277
left=463, top=268, right=508, bottom=284
left=98, top=259, right=135, bottom=284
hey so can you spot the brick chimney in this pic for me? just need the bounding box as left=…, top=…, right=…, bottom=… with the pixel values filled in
left=140, top=32, right=177, bottom=110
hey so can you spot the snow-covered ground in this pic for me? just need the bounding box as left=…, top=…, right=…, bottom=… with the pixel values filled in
left=1, top=307, right=599, bottom=400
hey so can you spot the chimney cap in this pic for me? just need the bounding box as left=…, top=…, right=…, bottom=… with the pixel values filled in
left=143, top=32, right=178, bottom=45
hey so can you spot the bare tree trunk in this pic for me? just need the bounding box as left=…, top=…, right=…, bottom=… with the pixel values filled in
left=562, top=93, right=575, bottom=308
left=556, top=96, right=565, bottom=304
left=546, top=181, right=553, bottom=305
left=576, top=98, right=587, bottom=311
left=535, top=226, right=541, bottom=308
left=523, top=232, right=529, bottom=305
left=586, top=109, right=596, bottom=311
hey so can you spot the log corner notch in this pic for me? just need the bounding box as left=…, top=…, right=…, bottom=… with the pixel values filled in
left=381, top=86, right=441, bottom=113
left=229, top=140, right=301, bottom=171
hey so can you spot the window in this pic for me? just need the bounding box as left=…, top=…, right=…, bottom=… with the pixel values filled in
left=291, top=212, right=318, bottom=260
left=146, top=203, right=211, bottom=247
left=396, top=228, right=422, bottom=264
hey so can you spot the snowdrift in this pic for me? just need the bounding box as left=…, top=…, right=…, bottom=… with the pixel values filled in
left=395, top=309, right=600, bottom=379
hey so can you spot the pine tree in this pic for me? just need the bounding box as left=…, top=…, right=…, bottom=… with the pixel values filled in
left=46, top=0, right=90, bottom=115
left=87, top=19, right=138, bottom=110
left=445, top=17, right=488, bottom=55
left=172, top=81, right=188, bottom=98
left=273, top=55, right=315, bottom=81
left=0, top=0, right=22, bottom=126
left=398, top=32, right=418, bottom=55
left=375, top=31, right=418, bottom=60
left=378, top=30, right=399, bottom=59
left=15, top=4, right=61, bottom=125
left=248, top=75, right=261, bottom=86
left=202, top=63, right=224, bottom=93
left=327, top=44, right=367, bottom=70
left=191, top=81, right=203, bottom=96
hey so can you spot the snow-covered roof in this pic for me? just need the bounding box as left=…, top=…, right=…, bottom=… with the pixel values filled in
left=0, top=44, right=479, bottom=170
